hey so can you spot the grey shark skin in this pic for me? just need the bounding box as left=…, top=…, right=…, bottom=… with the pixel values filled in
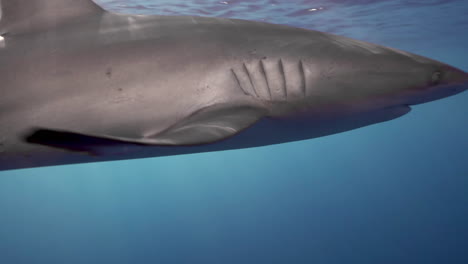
left=0, top=0, right=467, bottom=171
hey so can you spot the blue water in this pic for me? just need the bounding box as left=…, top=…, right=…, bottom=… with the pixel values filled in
left=1, top=0, right=467, bottom=263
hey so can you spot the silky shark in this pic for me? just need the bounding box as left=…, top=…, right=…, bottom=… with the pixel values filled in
left=0, top=0, right=467, bottom=171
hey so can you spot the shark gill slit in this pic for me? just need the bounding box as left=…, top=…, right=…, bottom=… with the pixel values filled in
left=279, top=59, right=287, bottom=100
left=230, top=69, right=249, bottom=96
left=243, top=63, right=259, bottom=98
left=299, top=60, right=306, bottom=97
left=259, top=60, right=272, bottom=100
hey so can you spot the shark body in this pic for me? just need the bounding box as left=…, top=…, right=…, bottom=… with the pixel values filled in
left=0, top=0, right=467, bottom=171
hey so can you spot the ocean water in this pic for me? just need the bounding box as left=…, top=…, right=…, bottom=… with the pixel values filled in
left=1, top=0, right=467, bottom=263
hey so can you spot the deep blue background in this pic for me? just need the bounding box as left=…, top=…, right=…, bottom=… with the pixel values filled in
left=1, top=1, right=467, bottom=263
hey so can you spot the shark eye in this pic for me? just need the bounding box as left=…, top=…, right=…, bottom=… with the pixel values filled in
left=431, top=70, right=442, bottom=85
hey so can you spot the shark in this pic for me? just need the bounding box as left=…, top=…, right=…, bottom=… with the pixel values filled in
left=0, top=0, right=467, bottom=171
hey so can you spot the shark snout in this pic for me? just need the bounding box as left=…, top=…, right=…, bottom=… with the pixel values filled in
left=442, top=66, right=468, bottom=95
left=405, top=65, right=467, bottom=106
left=443, top=65, right=468, bottom=86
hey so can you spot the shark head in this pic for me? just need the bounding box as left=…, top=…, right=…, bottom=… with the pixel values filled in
left=398, top=61, right=468, bottom=105
left=300, top=35, right=468, bottom=114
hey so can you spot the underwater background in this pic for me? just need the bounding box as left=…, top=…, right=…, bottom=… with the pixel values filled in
left=1, top=0, right=467, bottom=263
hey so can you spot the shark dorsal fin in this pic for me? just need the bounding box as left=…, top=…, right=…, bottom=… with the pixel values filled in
left=0, top=0, right=105, bottom=35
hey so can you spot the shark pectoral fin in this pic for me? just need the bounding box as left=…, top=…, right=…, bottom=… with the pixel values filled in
left=146, top=104, right=267, bottom=145
left=24, top=104, right=266, bottom=153
left=0, top=0, right=104, bottom=35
